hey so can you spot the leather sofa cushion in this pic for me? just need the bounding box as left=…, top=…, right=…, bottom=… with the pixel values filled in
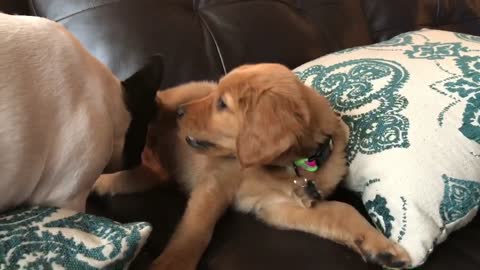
left=363, top=0, right=480, bottom=41
left=2, top=1, right=480, bottom=269
left=26, top=0, right=373, bottom=88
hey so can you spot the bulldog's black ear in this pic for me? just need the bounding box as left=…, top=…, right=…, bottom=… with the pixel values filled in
left=121, top=54, right=164, bottom=170
left=122, top=54, right=164, bottom=113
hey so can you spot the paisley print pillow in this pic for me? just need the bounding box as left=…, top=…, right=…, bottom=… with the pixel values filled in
left=0, top=206, right=151, bottom=269
left=294, top=29, right=480, bottom=267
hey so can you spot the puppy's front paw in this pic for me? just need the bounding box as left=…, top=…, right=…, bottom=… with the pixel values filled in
left=92, top=174, right=116, bottom=196
left=150, top=255, right=196, bottom=270
left=355, top=233, right=411, bottom=269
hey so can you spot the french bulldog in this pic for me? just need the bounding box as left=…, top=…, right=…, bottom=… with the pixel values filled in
left=0, top=13, right=163, bottom=212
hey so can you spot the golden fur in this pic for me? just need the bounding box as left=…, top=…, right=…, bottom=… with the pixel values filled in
left=94, top=64, right=411, bottom=270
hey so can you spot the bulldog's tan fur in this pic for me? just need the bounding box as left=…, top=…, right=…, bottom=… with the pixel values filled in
left=0, top=13, right=162, bottom=212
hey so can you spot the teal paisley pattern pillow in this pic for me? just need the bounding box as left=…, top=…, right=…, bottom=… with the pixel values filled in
left=0, top=207, right=151, bottom=270
left=431, top=55, right=480, bottom=145
left=440, top=175, right=480, bottom=224
left=294, top=29, right=480, bottom=267
left=296, top=59, right=410, bottom=163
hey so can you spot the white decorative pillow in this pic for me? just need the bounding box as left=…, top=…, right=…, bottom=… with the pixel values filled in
left=0, top=206, right=151, bottom=269
left=294, top=29, right=480, bottom=267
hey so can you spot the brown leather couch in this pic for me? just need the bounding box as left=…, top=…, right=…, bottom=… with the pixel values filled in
left=2, top=1, right=479, bottom=269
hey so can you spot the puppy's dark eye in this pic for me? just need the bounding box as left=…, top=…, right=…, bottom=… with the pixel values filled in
left=217, top=97, right=228, bottom=111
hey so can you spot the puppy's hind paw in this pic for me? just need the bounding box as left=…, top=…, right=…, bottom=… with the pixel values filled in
left=91, top=174, right=117, bottom=196
left=356, top=235, right=412, bottom=269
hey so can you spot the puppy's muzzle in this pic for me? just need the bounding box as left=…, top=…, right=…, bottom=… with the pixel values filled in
left=186, top=136, right=215, bottom=150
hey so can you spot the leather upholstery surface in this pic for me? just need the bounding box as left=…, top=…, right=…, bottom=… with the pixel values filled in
left=2, top=1, right=480, bottom=269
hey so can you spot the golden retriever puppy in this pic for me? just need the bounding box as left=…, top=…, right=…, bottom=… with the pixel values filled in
left=94, top=64, right=411, bottom=270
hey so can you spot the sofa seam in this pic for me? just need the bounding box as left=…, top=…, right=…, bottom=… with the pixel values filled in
left=59, top=0, right=120, bottom=22
left=197, top=0, right=295, bottom=10
left=30, top=0, right=120, bottom=22
left=28, top=0, right=38, bottom=16
left=435, top=0, right=441, bottom=26
left=198, top=12, right=227, bottom=75
left=359, top=0, right=376, bottom=46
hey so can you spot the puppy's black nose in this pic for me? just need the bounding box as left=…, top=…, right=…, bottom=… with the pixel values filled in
left=176, top=106, right=185, bottom=118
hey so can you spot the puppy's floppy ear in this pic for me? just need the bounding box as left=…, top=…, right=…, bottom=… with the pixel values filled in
left=236, top=90, right=310, bottom=167
left=302, top=85, right=345, bottom=141
left=155, top=81, right=216, bottom=111
left=121, top=54, right=164, bottom=169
